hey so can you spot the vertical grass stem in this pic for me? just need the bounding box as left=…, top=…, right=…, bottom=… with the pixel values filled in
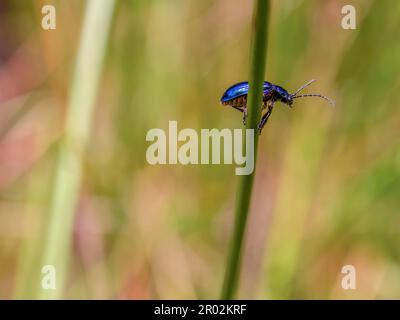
left=221, top=0, right=270, bottom=299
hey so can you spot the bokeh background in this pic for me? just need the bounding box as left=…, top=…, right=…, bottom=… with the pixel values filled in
left=0, top=0, right=400, bottom=299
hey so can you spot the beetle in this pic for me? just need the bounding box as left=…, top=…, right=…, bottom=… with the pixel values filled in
left=220, top=79, right=334, bottom=133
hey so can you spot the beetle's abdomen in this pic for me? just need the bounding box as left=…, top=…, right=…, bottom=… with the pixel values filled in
left=221, top=95, right=247, bottom=109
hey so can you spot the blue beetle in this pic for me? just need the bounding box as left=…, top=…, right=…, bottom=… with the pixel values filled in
left=220, top=79, right=334, bottom=133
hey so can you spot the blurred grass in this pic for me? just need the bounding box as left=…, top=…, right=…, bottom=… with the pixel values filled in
left=0, top=0, right=399, bottom=299
left=35, top=0, right=115, bottom=299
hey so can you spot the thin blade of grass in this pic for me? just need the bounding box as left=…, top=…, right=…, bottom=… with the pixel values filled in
left=221, top=0, right=270, bottom=300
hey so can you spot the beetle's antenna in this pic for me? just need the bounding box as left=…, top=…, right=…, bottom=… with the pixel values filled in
left=290, top=79, right=316, bottom=97
left=292, top=93, right=335, bottom=106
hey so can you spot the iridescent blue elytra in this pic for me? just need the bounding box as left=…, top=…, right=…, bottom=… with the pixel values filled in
left=220, top=79, right=334, bottom=133
left=220, top=81, right=273, bottom=104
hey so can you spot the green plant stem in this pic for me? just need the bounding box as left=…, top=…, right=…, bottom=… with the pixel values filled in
left=221, top=0, right=270, bottom=299
left=36, top=0, right=115, bottom=299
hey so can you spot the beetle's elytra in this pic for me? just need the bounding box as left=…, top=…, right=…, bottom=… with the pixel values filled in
left=220, top=79, right=334, bottom=134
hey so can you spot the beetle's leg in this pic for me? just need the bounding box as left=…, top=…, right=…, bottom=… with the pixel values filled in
left=258, top=104, right=274, bottom=134
left=228, top=104, right=247, bottom=125
left=231, top=105, right=244, bottom=112
left=242, top=107, right=247, bottom=125
left=262, top=91, right=274, bottom=110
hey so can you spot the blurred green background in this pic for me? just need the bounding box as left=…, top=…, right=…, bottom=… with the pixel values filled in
left=0, top=0, right=399, bottom=299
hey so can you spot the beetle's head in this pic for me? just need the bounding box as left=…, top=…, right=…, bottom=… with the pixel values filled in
left=274, top=85, right=293, bottom=106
